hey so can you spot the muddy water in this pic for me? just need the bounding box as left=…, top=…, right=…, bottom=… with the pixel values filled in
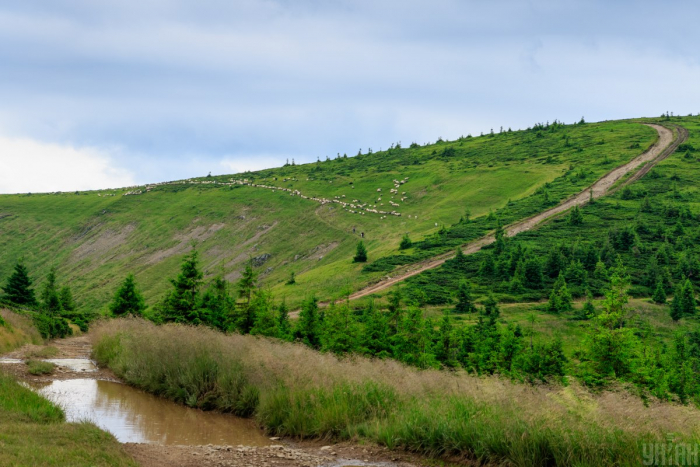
left=44, top=358, right=99, bottom=372
left=33, top=378, right=272, bottom=446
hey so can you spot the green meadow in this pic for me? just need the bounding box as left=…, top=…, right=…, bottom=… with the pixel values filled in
left=0, top=119, right=656, bottom=312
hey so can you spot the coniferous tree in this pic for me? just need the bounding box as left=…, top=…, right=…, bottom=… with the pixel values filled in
left=568, top=205, right=584, bottom=225
left=386, top=289, right=403, bottom=336
left=680, top=279, right=697, bottom=315
left=59, top=286, right=76, bottom=312
left=199, top=275, right=232, bottom=330
left=399, top=234, right=412, bottom=251
left=34, top=267, right=72, bottom=339
left=277, top=299, right=292, bottom=341
left=547, top=273, right=573, bottom=313
left=2, top=259, right=37, bottom=307
left=237, top=260, right=257, bottom=308
left=652, top=280, right=667, bottom=305
left=523, top=257, right=544, bottom=289
left=544, top=247, right=566, bottom=278
left=360, top=300, right=390, bottom=357
left=435, top=311, right=458, bottom=368
left=574, top=291, right=596, bottom=320
left=671, top=283, right=684, bottom=322
left=233, top=259, right=258, bottom=333
left=493, top=222, right=506, bottom=255
left=565, top=259, right=588, bottom=286
left=453, top=247, right=467, bottom=269
left=296, top=295, right=320, bottom=348
left=582, top=271, right=636, bottom=380
left=286, top=271, right=296, bottom=285
left=454, top=281, right=476, bottom=313
left=482, top=293, right=500, bottom=321
left=164, top=249, right=203, bottom=324
left=110, top=274, right=146, bottom=317
left=321, top=303, right=357, bottom=354
left=353, top=241, right=368, bottom=263
left=478, top=253, right=496, bottom=278
left=250, top=290, right=279, bottom=338
left=40, top=268, right=62, bottom=315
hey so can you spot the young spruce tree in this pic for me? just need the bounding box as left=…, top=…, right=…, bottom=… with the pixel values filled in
left=353, top=241, right=368, bottom=263
left=2, top=259, right=37, bottom=307
left=110, top=274, right=146, bottom=317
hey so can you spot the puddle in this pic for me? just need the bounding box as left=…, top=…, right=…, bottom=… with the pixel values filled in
left=325, top=462, right=397, bottom=467
left=32, top=379, right=272, bottom=446
left=0, top=358, right=23, bottom=364
left=43, top=358, right=98, bottom=372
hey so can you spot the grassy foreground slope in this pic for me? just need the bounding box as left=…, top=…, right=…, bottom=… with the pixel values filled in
left=0, top=120, right=656, bottom=311
left=0, top=371, right=136, bottom=466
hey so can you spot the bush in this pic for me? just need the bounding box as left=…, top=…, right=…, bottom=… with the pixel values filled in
left=26, top=360, right=55, bottom=375
left=33, top=314, right=72, bottom=340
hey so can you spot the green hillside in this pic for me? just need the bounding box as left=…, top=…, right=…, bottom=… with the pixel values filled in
left=0, top=119, right=657, bottom=313
left=376, top=114, right=700, bottom=356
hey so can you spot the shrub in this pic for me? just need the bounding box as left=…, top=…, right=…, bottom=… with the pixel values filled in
left=26, top=360, right=55, bottom=376
left=33, top=314, right=72, bottom=339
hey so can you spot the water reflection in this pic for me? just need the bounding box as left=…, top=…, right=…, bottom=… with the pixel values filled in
left=0, top=358, right=23, bottom=364
left=43, top=359, right=98, bottom=372
left=34, top=379, right=271, bottom=446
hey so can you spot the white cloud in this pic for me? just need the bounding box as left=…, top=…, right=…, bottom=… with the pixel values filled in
left=0, top=135, right=135, bottom=194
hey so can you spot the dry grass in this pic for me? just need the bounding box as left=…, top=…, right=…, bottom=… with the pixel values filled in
left=92, top=319, right=700, bottom=466
left=0, top=309, right=43, bottom=354
left=25, top=346, right=59, bottom=359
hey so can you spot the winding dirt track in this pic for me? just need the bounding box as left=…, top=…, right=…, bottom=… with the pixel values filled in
left=345, top=123, right=686, bottom=301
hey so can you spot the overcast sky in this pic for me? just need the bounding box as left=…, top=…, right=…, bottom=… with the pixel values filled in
left=0, top=1, right=699, bottom=193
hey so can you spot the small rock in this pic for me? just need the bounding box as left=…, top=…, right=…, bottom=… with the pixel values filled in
left=320, top=446, right=332, bottom=451
left=269, top=437, right=280, bottom=441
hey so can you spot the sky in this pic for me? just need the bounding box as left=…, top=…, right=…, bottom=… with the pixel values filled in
left=0, top=0, right=699, bottom=194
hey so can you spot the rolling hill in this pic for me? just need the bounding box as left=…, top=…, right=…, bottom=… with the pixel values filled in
left=0, top=118, right=659, bottom=313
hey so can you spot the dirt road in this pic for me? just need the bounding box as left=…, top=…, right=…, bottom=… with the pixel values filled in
left=346, top=123, right=685, bottom=301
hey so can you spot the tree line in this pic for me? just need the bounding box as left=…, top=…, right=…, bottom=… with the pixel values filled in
left=105, top=247, right=700, bottom=403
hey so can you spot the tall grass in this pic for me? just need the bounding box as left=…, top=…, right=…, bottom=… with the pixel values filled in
left=92, top=319, right=700, bottom=466
left=0, top=308, right=43, bottom=353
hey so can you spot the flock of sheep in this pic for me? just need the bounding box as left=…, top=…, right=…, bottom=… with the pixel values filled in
left=92, top=176, right=415, bottom=220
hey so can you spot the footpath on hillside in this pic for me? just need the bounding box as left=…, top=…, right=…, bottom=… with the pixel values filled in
left=346, top=123, right=686, bottom=301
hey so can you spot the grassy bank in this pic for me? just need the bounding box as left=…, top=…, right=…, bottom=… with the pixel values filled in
left=0, top=371, right=136, bottom=466
left=92, top=319, right=700, bottom=466
left=0, top=308, right=42, bottom=353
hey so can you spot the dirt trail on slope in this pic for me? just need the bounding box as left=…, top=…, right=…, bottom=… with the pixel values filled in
left=346, top=123, right=683, bottom=301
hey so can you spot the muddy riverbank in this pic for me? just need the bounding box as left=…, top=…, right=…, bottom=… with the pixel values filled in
left=1, top=336, right=437, bottom=467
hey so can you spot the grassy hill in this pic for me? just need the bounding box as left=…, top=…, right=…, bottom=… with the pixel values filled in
left=0, top=119, right=657, bottom=313
left=372, top=114, right=700, bottom=352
